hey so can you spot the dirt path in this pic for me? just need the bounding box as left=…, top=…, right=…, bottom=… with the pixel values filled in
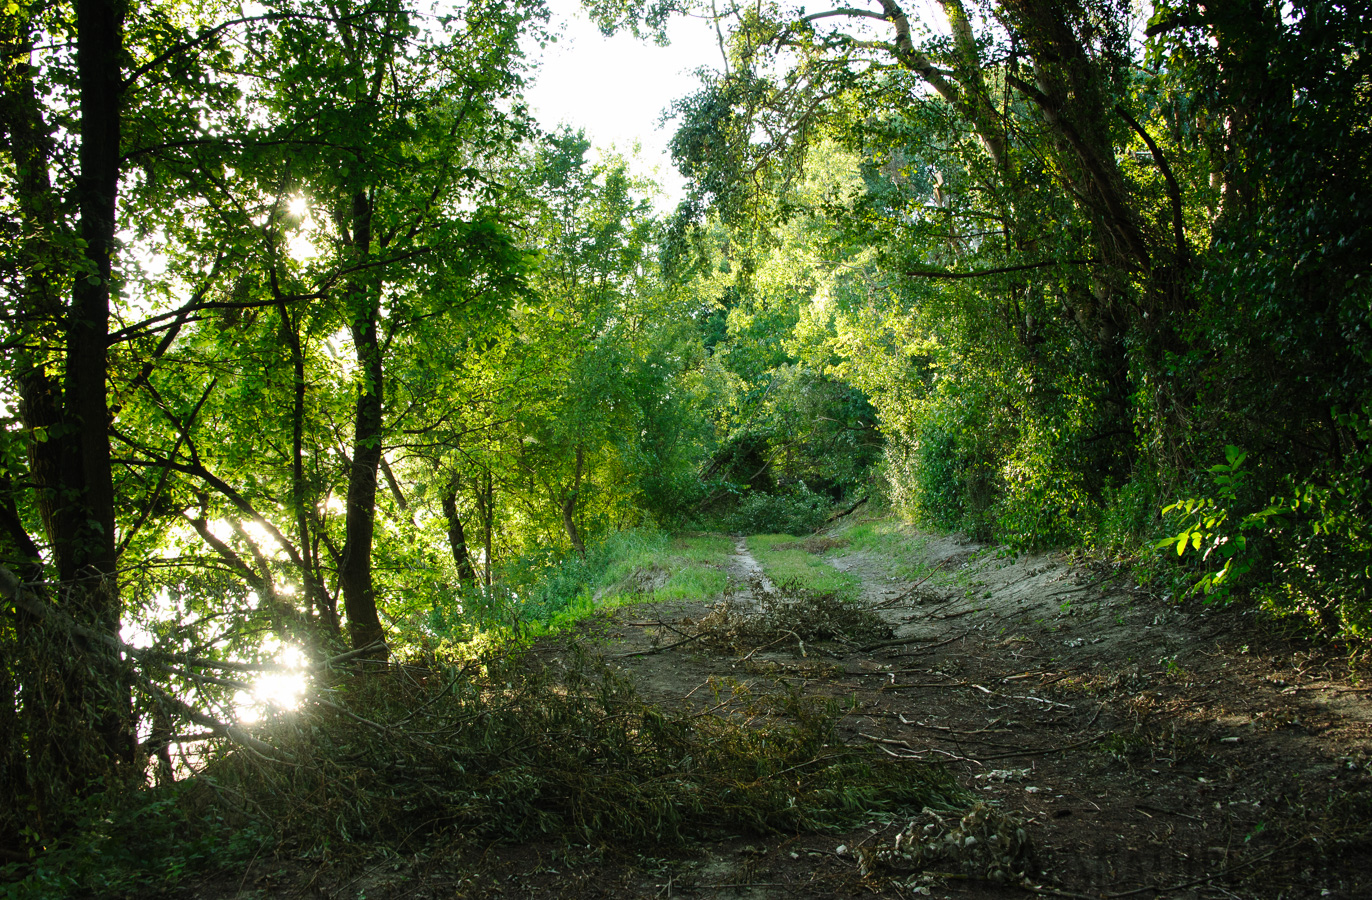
left=544, top=526, right=1372, bottom=899
left=219, top=526, right=1370, bottom=899
left=727, top=537, right=773, bottom=593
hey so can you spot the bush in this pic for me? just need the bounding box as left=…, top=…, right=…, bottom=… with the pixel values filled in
left=1157, top=439, right=1372, bottom=638
left=496, top=529, right=671, bottom=626
left=727, top=484, right=831, bottom=535
left=0, top=785, right=265, bottom=899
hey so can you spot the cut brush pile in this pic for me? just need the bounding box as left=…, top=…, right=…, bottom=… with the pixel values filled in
left=201, top=646, right=962, bottom=868
left=694, top=576, right=894, bottom=654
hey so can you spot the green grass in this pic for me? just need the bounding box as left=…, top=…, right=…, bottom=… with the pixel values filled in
left=746, top=534, right=860, bottom=598
left=656, top=565, right=730, bottom=602
left=668, top=533, right=736, bottom=563
left=596, top=533, right=732, bottom=605
left=835, top=519, right=936, bottom=581
left=504, top=531, right=735, bottom=640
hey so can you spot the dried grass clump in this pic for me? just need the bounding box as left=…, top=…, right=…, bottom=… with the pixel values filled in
left=202, top=646, right=959, bottom=860
left=697, top=578, right=893, bottom=653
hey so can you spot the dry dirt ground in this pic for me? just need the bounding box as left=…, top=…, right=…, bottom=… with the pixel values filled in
left=219, top=524, right=1372, bottom=899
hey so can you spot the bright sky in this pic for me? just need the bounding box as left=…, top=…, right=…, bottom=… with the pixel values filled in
left=523, top=0, right=726, bottom=209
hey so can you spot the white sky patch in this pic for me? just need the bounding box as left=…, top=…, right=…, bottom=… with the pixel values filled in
left=521, top=1, right=972, bottom=211
left=286, top=213, right=322, bottom=262
left=237, top=518, right=286, bottom=557
left=525, top=0, right=724, bottom=209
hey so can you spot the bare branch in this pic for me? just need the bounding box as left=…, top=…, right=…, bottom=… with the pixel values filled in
left=1116, top=104, right=1189, bottom=270
left=801, top=8, right=892, bottom=24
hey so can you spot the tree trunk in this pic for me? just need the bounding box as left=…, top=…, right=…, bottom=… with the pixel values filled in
left=483, top=469, right=494, bottom=586
left=1, top=0, right=134, bottom=830
left=278, top=301, right=338, bottom=632
left=56, top=0, right=131, bottom=773
left=561, top=446, right=586, bottom=556
left=441, top=479, right=478, bottom=585
left=337, top=190, right=388, bottom=659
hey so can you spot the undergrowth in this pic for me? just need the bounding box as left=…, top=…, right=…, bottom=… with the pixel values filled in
left=422, top=530, right=732, bottom=643
left=212, top=646, right=955, bottom=853
left=3, top=645, right=961, bottom=897
left=0, top=786, right=266, bottom=899
left=725, top=485, right=832, bottom=536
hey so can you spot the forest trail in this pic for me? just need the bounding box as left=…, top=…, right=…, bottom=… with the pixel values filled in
left=727, top=537, right=774, bottom=595
left=210, top=520, right=1372, bottom=900
left=512, top=518, right=1372, bottom=899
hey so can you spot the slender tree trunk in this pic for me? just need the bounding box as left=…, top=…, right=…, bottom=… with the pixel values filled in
left=440, top=479, right=478, bottom=585
left=561, top=446, right=586, bottom=556
left=338, top=191, right=388, bottom=658
left=483, top=469, right=493, bottom=587
left=277, top=301, right=338, bottom=632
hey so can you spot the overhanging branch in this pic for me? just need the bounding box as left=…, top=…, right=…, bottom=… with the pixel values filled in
left=906, top=259, right=1091, bottom=280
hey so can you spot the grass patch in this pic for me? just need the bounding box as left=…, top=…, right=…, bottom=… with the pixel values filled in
left=768, top=535, right=850, bottom=554
left=747, top=534, right=860, bottom=598
left=432, top=530, right=734, bottom=645
left=669, top=532, right=736, bottom=563
left=591, top=533, right=732, bottom=608
left=835, top=519, right=935, bottom=582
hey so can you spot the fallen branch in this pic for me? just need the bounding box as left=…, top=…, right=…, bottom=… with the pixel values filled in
left=739, top=633, right=794, bottom=663
left=882, top=681, right=973, bottom=691
left=897, top=714, right=1010, bottom=736
left=615, top=631, right=704, bottom=658
left=1135, top=803, right=1202, bottom=822
left=826, top=496, right=868, bottom=522
left=857, top=633, right=942, bottom=653
left=876, top=558, right=956, bottom=609
left=930, top=607, right=978, bottom=620
left=862, top=733, right=980, bottom=765
left=891, top=630, right=972, bottom=659
left=1002, top=671, right=1056, bottom=682
left=970, top=734, right=1106, bottom=762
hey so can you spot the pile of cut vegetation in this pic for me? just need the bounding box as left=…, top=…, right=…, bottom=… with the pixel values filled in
left=201, top=645, right=958, bottom=863
left=696, top=576, right=894, bottom=653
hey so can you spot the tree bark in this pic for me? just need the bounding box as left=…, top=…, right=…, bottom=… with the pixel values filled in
left=440, top=479, right=478, bottom=585
left=561, top=446, right=586, bottom=556
left=1, top=0, right=135, bottom=825
left=482, top=469, right=494, bottom=586
left=337, top=190, right=388, bottom=658
left=277, top=300, right=338, bottom=631
left=55, top=0, right=131, bottom=772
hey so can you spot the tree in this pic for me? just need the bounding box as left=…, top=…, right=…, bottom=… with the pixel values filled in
left=2, top=0, right=542, bottom=843
left=3, top=0, right=142, bottom=823
left=587, top=0, right=1202, bottom=532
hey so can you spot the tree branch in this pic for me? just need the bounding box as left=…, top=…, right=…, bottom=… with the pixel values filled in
left=1116, top=104, right=1189, bottom=269
left=801, top=8, right=892, bottom=24
left=905, top=259, right=1091, bottom=280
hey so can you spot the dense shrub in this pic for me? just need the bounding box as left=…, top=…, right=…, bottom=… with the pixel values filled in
left=726, top=485, right=831, bottom=535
